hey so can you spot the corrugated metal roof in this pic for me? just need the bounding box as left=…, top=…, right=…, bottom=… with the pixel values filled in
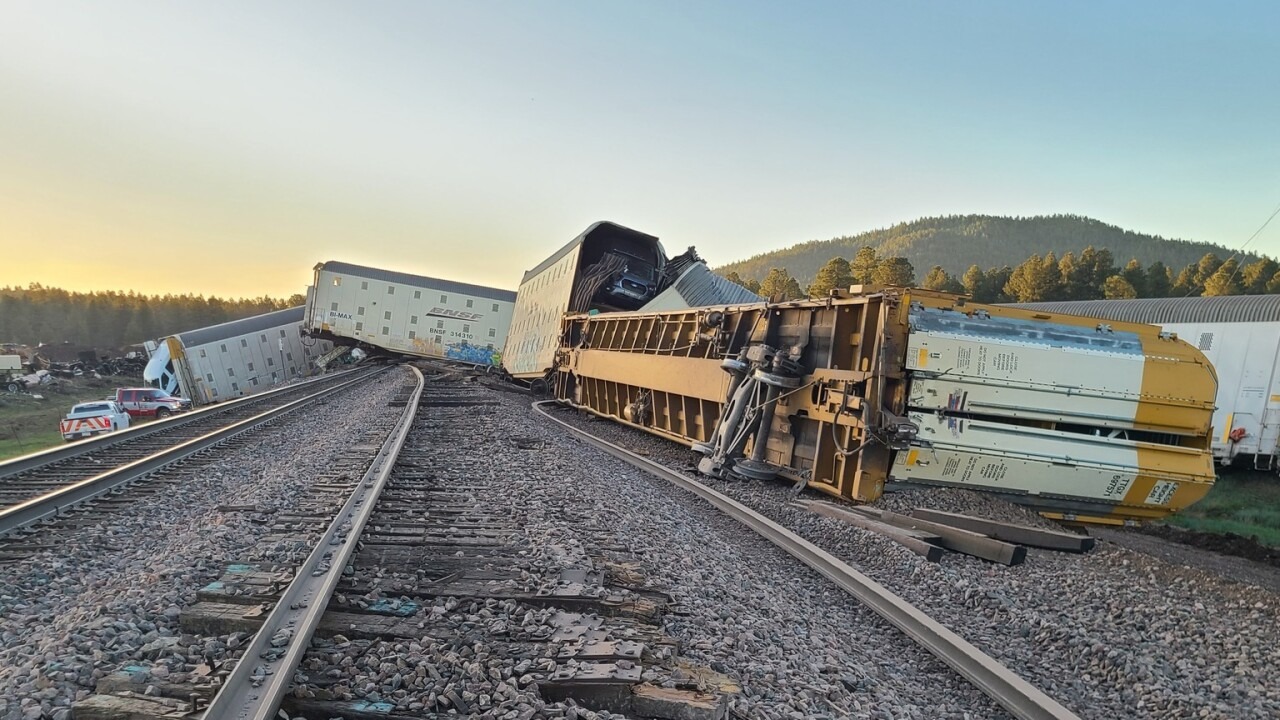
left=641, top=263, right=762, bottom=312
left=178, top=307, right=305, bottom=348
left=1007, top=295, right=1280, bottom=324
left=520, top=221, right=662, bottom=284
left=317, top=261, right=516, bottom=302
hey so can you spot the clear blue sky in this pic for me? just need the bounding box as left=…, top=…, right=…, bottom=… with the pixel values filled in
left=1, top=1, right=1277, bottom=296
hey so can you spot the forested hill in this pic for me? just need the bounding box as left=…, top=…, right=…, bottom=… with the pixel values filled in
left=717, top=215, right=1250, bottom=285
left=0, top=285, right=305, bottom=350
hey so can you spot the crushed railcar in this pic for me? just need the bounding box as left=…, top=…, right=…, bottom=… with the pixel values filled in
left=503, top=221, right=759, bottom=383
left=304, top=261, right=517, bottom=367
left=143, top=307, right=333, bottom=405
left=1011, top=294, right=1280, bottom=469
left=549, top=287, right=1219, bottom=524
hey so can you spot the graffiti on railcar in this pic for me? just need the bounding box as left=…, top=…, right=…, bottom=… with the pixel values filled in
left=446, top=341, right=501, bottom=366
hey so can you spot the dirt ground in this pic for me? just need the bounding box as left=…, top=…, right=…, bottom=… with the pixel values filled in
left=0, top=374, right=142, bottom=460
left=1096, top=526, right=1280, bottom=594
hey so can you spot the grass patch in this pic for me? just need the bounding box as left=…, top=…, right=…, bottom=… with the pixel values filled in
left=0, top=375, right=139, bottom=461
left=1166, top=471, right=1280, bottom=548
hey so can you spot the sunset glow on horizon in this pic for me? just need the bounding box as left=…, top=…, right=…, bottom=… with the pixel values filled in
left=2, top=1, right=1278, bottom=298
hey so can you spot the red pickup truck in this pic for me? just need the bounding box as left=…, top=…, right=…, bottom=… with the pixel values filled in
left=114, top=387, right=190, bottom=419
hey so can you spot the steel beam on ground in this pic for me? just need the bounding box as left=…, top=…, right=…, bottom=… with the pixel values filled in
left=910, top=508, right=1095, bottom=552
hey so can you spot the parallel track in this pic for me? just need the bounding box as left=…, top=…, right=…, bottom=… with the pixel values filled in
left=0, top=366, right=385, bottom=539
left=0, top=367, right=372, bottom=487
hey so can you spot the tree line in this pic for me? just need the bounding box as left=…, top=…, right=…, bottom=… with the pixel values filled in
left=0, top=284, right=306, bottom=350
left=716, top=214, right=1250, bottom=288
left=722, top=246, right=1280, bottom=303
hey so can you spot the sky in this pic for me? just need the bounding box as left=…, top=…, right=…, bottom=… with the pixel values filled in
left=1, top=0, right=1278, bottom=298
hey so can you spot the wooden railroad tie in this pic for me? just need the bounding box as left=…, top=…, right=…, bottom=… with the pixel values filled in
left=799, top=501, right=1094, bottom=565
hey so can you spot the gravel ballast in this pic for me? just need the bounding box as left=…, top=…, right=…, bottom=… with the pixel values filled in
left=552, top=408, right=1280, bottom=720
left=0, top=369, right=408, bottom=720
left=347, top=387, right=1015, bottom=720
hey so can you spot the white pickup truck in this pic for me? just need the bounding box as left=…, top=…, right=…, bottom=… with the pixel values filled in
left=60, top=401, right=131, bottom=442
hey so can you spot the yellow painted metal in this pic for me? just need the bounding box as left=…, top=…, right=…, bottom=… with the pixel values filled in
left=573, top=350, right=729, bottom=403
left=552, top=288, right=1219, bottom=522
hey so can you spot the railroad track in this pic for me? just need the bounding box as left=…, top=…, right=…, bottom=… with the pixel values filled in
left=534, top=402, right=1078, bottom=720
left=0, top=366, right=385, bottom=547
left=60, top=368, right=1081, bottom=720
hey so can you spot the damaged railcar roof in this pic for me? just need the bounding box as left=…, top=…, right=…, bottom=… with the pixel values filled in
left=317, top=261, right=516, bottom=303
left=177, top=307, right=305, bottom=348
left=1008, top=295, right=1280, bottom=325
left=520, top=221, right=663, bottom=285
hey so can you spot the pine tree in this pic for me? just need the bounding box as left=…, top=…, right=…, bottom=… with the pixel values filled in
left=850, top=246, right=878, bottom=284
left=1040, top=252, right=1063, bottom=299
left=1202, top=259, right=1243, bottom=296
left=807, top=257, right=854, bottom=297
left=922, top=265, right=962, bottom=293
left=783, top=276, right=804, bottom=299
left=1172, top=264, right=1199, bottom=296
left=1145, top=261, right=1172, bottom=298
left=759, top=268, right=802, bottom=300
left=962, top=265, right=984, bottom=298
left=1090, top=247, right=1116, bottom=290
left=1103, top=275, right=1138, bottom=299
left=983, top=266, right=1013, bottom=303
left=1057, top=252, right=1083, bottom=300
left=1121, top=259, right=1146, bottom=298
left=1194, top=253, right=1223, bottom=289
left=871, top=257, right=915, bottom=287
left=1241, top=258, right=1279, bottom=294
left=1004, top=254, right=1059, bottom=302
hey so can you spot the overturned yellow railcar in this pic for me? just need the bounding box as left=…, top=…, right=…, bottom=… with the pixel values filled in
left=551, top=287, right=1218, bottom=524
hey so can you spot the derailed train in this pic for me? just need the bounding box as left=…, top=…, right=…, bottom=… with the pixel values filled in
left=534, top=286, right=1220, bottom=524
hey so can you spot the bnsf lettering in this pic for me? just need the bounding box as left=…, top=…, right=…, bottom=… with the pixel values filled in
left=428, top=307, right=483, bottom=321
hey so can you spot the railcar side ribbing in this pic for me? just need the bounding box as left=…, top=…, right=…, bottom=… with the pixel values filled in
left=304, top=260, right=516, bottom=367
left=551, top=287, right=1218, bottom=524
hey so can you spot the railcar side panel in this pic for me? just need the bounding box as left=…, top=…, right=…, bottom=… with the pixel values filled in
left=306, top=261, right=516, bottom=366
left=553, top=289, right=1218, bottom=523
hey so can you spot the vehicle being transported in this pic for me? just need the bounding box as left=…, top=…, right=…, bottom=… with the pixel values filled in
left=114, top=387, right=190, bottom=419
left=60, top=401, right=130, bottom=442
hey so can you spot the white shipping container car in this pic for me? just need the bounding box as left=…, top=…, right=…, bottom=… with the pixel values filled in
left=1011, top=295, right=1280, bottom=468
left=304, top=261, right=517, bottom=367
left=144, top=306, right=332, bottom=406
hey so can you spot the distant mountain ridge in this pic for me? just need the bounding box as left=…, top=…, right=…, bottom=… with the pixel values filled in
left=717, top=214, right=1251, bottom=284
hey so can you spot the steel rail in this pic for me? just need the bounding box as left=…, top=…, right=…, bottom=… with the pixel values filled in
left=533, top=400, right=1081, bottom=720
left=202, top=366, right=424, bottom=720
left=0, top=368, right=387, bottom=537
left=0, top=366, right=370, bottom=481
